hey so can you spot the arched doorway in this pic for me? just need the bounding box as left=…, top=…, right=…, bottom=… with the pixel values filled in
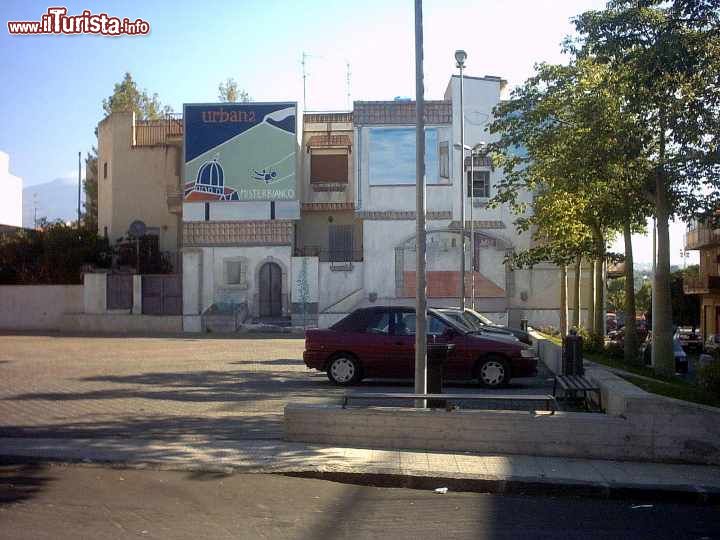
left=259, top=262, right=282, bottom=318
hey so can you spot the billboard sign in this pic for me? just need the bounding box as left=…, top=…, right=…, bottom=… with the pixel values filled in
left=183, top=102, right=297, bottom=202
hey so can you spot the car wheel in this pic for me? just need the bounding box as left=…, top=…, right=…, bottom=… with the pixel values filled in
left=477, top=356, right=509, bottom=388
left=327, top=355, right=361, bottom=386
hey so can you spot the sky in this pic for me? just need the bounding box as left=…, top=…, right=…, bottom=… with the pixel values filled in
left=0, top=0, right=697, bottom=265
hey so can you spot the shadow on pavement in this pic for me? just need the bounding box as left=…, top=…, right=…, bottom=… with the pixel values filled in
left=0, top=461, right=53, bottom=506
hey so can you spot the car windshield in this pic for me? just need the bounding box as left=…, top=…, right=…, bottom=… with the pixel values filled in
left=465, top=310, right=495, bottom=327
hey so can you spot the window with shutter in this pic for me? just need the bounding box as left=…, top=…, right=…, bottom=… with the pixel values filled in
left=311, top=154, right=348, bottom=183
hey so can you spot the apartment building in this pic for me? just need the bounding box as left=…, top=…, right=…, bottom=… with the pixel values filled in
left=97, top=112, right=183, bottom=259
left=96, top=73, right=575, bottom=332
left=684, top=220, right=720, bottom=339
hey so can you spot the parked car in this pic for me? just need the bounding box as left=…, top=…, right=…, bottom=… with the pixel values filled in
left=704, top=334, right=720, bottom=357
left=675, top=327, right=703, bottom=354
left=437, top=308, right=532, bottom=345
left=641, top=332, right=689, bottom=374
left=436, top=309, right=520, bottom=343
left=304, top=306, right=538, bottom=387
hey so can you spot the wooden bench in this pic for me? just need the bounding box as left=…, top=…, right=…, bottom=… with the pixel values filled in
left=341, top=392, right=557, bottom=414
left=553, top=375, right=602, bottom=411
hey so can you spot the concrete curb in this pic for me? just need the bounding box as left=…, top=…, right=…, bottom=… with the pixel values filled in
left=281, top=470, right=720, bottom=504
left=1, top=453, right=717, bottom=505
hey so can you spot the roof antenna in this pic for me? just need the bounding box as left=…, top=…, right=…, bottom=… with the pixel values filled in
left=346, top=60, right=352, bottom=110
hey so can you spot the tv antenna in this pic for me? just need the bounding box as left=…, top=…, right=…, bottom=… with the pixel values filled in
left=346, top=60, right=352, bottom=109
left=301, top=51, right=324, bottom=111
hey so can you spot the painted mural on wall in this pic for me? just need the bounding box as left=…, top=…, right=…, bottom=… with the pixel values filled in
left=368, top=127, right=447, bottom=185
left=183, top=103, right=297, bottom=202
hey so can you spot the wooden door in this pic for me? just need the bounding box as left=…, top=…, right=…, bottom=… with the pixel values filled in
left=259, top=262, right=282, bottom=317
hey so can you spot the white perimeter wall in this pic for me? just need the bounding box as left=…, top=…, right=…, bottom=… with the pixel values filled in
left=0, top=285, right=83, bottom=330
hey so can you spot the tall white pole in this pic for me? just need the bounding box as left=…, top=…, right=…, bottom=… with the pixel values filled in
left=458, top=63, right=466, bottom=310
left=470, top=149, right=475, bottom=309
left=414, top=0, right=427, bottom=408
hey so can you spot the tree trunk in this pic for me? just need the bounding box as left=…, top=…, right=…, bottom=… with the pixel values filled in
left=594, top=257, right=605, bottom=338
left=587, top=260, right=596, bottom=334
left=590, top=224, right=605, bottom=340
left=654, top=117, right=675, bottom=376
left=573, top=256, right=581, bottom=329
left=623, top=221, right=639, bottom=364
left=560, top=264, right=568, bottom=336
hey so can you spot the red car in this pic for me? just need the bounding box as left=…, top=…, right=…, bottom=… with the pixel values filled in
left=303, top=306, right=538, bottom=387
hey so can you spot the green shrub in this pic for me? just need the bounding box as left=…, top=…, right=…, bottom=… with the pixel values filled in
left=576, top=327, right=604, bottom=353
left=698, top=362, right=720, bottom=397
left=604, top=342, right=624, bottom=359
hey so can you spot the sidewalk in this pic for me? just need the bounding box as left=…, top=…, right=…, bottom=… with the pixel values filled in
left=1, top=436, right=719, bottom=503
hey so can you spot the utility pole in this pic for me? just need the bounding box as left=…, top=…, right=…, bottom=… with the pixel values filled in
left=455, top=50, right=467, bottom=310
left=414, top=0, right=427, bottom=409
left=470, top=147, right=475, bottom=309
left=77, top=151, right=81, bottom=229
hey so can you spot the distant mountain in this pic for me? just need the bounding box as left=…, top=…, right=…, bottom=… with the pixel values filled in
left=22, top=178, right=83, bottom=228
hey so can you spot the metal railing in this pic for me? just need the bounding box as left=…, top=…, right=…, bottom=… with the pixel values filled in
left=685, top=224, right=720, bottom=250
left=134, top=113, right=183, bottom=147
left=294, top=246, right=363, bottom=263
left=684, top=274, right=720, bottom=295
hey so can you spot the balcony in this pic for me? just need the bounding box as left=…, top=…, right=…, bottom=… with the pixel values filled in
left=133, top=113, right=183, bottom=147
left=685, top=224, right=720, bottom=250
left=684, top=274, right=720, bottom=295
left=294, top=246, right=363, bottom=265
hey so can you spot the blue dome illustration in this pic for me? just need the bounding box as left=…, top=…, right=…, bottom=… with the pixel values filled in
left=195, top=156, right=224, bottom=194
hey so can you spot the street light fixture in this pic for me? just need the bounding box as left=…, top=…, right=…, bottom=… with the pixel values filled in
left=455, top=50, right=467, bottom=310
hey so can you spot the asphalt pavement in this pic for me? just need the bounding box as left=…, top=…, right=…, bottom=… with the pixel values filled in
left=1, top=461, right=719, bottom=540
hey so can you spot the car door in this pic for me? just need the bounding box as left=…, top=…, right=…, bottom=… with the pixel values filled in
left=352, top=308, right=403, bottom=378
left=427, top=314, right=469, bottom=379
left=391, top=310, right=419, bottom=379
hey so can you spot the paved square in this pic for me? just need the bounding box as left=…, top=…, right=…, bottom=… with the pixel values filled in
left=0, top=333, right=552, bottom=441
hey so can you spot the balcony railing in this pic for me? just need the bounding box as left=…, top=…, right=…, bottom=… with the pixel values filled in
left=294, top=246, right=363, bottom=263
left=684, top=274, right=720, bottom=295
left=685, top=224, right=720, bottom=250
left=134, top=113, right=183, bottom=147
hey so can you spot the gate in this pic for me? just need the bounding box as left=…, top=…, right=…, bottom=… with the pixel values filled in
left=142, top=274, right=182, bottom=315
left=259, top=262, right=282, bottom=317
left=106, top=274, right=133, bottom=310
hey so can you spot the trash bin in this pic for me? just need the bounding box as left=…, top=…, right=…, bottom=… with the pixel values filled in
left=562, top=329, right=584, bottom=376
left=427, top=343, right=454, bottom=408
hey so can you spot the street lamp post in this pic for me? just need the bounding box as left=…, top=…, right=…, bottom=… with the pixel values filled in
left=455, top=50, right=467, bottom=311
left=414, top=0, right=428, bottom=408
left=470, top=145, right=474, bottom=310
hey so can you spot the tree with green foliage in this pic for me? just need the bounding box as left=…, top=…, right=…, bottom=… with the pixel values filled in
left=0, top=221, right=110, bottom=285
left=218, top=78, right=251, bottom=103
left=569, top=0, right=720, bottom=375
left=490, top=58, right=651, bottom=359
left=102, top=72, right=173, bottom=119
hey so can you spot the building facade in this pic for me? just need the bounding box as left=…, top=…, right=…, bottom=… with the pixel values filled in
left=0, top=151, right=23, bottom=228
left=180, top=102, right=301, bottom=331
left=96, top=73, right=578, bottom=332
left=97, top=112, right=183, bottom=261
left=685, top=220, right=720, bottom=339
